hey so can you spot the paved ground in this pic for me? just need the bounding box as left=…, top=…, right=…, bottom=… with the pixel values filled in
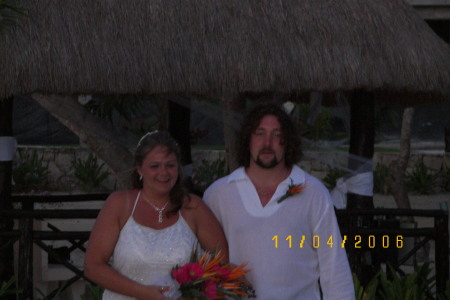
left=374, top=193, right=449, bottom=227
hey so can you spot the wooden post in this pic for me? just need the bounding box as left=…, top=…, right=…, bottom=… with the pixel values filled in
left=435, top=212, right=449, bottom=296
left=347, top=90, right=375, bottom=209
left=346, top=90, right=376, bottom=285
left=18, top=201, right=33, bottom=300
left=445, top=127, right=450, bottom=153
left=168, top=97, right=192, bottom=167
left=0, top=97, right=15, bottom=300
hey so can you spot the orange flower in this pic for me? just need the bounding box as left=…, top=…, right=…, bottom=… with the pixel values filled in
left=277, top=179, right=305, bottom=204
left=226, top=263, right=250, bottom=281
left=289, top=184, right=306, bottom=194
left=172, top=247, right=255, bottom=299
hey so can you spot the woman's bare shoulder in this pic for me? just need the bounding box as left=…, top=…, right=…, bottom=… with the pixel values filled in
left=181, top=194, right=216, bottom=221
left=102, top=190, right=139, bottom=215
left=182, top=193, right=204, bottom=210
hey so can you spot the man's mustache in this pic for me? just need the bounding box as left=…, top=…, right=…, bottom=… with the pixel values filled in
left=258, top=147, right=274, bottom=154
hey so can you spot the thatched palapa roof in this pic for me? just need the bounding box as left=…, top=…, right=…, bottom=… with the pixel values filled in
left=0, top=0, right=449, bottom=100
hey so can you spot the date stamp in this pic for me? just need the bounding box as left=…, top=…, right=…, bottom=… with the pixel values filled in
left=272, top=235, right=404, bottom=249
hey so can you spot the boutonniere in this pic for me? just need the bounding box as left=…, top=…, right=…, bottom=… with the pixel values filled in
left=277, top=179, right=305, bottom=204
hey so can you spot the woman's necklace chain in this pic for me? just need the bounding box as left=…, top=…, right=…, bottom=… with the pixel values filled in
left=142, top=193, right=170, bottom=223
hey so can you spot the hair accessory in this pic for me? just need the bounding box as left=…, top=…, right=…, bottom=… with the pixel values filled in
left=137, top=130, right=159, bottom=147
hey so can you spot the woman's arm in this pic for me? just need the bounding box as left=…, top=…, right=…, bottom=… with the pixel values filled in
left=84, top=191, right=170, bottom=300
left=183, top=195, right=229, bottom=261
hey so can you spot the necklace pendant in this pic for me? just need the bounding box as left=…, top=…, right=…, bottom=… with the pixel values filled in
left=141, top=192, right=169, bottom=224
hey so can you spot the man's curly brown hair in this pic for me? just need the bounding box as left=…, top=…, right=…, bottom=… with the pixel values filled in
left=236, top=103, right=302, bottom=168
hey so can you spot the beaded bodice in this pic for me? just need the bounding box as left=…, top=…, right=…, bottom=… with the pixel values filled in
left=102, top=193, right=198, bottom=299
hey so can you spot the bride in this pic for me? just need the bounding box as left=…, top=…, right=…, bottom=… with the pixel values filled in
left=84, top=131, right=228, bottom=300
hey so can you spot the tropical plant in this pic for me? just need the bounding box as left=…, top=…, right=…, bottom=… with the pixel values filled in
left=405, top=162, right=436, bottom=194
left=71, top=153, right=110, bottom=192
left=0, top=276, right=21, bottom=298
left=378, top=263, right=435, bottom=300
left=82, top=95, right=143, bottom=123
left=322, top=167, right=349, bottom=189
left=81, top=284, right=104, bottom=300
left=191, top=159, right=227, bottom=195
left=82, top=95, right=163, bottom=137
left=12, top=149, right=50, bottom=193
left=352, top=262, right=444, bottom=300
left=353, top=272, right=378, bottom=300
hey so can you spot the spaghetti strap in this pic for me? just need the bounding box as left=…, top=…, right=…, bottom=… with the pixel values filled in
left=131, top=190, right=141, bottom=216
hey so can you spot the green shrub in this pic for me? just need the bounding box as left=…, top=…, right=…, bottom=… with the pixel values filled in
left=81, top=284, right=104, bottom=300
left=405, top=162, right=435, bottom=195
left=72, top=153, right=110, bottom=192
left=322, top=167, right=349, bottom=189
left=378, top=263, right=435, bottom=300
left=12, top=150, right=50, bottom=193
left=0, top=277, right=21, bottom=298
left=353, top=272, right=378, bottom=300
left=353, top=262, right=439, bottom=300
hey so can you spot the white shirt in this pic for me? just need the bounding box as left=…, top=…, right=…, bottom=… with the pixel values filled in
left=204, top=166, right=355, bottom=300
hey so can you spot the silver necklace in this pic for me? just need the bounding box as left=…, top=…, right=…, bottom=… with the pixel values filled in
left=145, top=198, right=170, bottom=223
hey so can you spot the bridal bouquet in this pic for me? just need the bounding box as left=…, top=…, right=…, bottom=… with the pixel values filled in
left=171, top=249, right=255, bottom=299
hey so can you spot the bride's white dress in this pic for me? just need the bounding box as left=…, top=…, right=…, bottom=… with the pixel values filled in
left=102, top=192, right=198, bottom=300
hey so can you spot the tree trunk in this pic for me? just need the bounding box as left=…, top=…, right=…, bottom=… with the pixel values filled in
left=222, top=95, right=244, bottom=172
left=0, top=97, right=15, bottom=299
left=169, top=97, right=192, bottom=166
left=347, top=90, right=375, bottom=209
left=346, top=90, right=376, bottom=287
left=31, top=93, right=134, bottom=189
left=386, top=107, right=414, bottom=210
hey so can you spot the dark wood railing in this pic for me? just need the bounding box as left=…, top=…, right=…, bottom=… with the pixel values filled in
left=0, top=194, right=448, bottom=299
left=0, top=193, right=108, bottom=300
left=336, top=208, right=449, bottom=296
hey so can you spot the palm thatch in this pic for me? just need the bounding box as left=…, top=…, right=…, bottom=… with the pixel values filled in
left=0, top=0, right=449, bottom=100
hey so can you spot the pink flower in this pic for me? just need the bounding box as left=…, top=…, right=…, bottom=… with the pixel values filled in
left=186, top=263, right=204, bottom=280
left=171, top=267, right=191, bottom=285
left=202, top=280, right=217, bottom=299
left=211, top=265, right=231, bottom=279
left=172, top=263, right=204, bottom=285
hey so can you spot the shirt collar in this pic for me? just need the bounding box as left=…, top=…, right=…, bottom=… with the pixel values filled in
left=227, top=165, right=306, bottom=185
left=227, top=167, right=248, bottom=183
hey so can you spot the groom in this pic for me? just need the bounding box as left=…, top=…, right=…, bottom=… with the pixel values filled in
left=204, top=103, right=354, bottom=300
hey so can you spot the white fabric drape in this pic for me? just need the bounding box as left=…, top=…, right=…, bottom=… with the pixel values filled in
left=330, top=172, right=373, bottom=209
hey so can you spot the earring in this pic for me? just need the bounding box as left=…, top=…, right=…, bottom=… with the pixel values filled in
left=139, top=175, right=143, bottom=181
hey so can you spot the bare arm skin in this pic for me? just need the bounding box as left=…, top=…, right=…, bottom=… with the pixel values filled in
left=182, top=195, right=229, bottom=261
left=84, top=190, right=170, bottom=300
